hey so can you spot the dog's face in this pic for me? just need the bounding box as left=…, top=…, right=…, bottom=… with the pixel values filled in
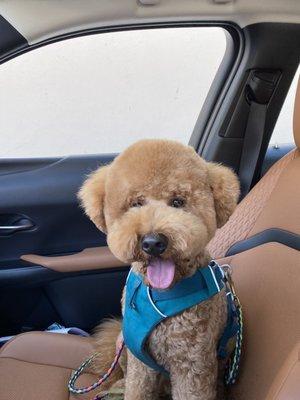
left=79, top=140, right=239, bottom=289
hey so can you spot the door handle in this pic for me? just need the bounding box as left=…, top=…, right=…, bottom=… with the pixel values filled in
left=0, top=216, right=34, bottom=235
left=0, top=223, right=33, bottom=232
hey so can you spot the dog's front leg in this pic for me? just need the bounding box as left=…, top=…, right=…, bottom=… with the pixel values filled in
left=124, top=351, right=160, bottom=400
left=170, top=356, right=219, bottom=400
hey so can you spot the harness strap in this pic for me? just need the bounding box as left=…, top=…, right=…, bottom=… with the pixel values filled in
left=123, top=261, right=238, bottom=374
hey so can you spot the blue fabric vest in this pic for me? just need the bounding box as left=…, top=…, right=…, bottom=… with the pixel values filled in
left=122, top=261, right=238, bottom=374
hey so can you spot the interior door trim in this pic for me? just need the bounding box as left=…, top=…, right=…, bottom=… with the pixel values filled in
left=21, top=246, right=127, bottom=272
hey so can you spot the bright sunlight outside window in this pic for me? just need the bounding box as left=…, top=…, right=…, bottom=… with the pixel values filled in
left=0, top=27, right=226, bottom=157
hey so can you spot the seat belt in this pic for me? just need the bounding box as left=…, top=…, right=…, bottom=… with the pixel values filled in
left=239, top=100, right=267, bottom=198
left=238, top=70, right=280, bottom=198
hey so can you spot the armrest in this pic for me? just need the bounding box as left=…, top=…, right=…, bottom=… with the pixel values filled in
left=21, top=246, right=127, bottom=272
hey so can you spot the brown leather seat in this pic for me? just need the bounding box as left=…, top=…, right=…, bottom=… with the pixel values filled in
left=208, top=78, right=300, bottom=259
left=213, top=77, right=300, bottom=400
left=0, top=332, right=97, bottom=399
left=0, top=80, right=299, bottom=400
left=224, top=244, right=300, bottom=400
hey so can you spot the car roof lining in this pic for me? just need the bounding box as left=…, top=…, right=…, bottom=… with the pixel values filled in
left=0, top=0, right=300, bottom=45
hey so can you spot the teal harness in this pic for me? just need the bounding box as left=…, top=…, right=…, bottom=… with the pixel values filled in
left=123, top=261, right=239, bottom=375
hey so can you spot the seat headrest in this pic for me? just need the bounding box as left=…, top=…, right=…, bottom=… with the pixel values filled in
left=293, top=76, right=300, bottom=149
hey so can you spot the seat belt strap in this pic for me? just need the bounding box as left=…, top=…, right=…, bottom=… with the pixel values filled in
left=239, top=100, right=267, bottom=197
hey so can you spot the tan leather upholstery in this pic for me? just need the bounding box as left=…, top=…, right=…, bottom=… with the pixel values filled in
left=0, top=332, right=97, bottom=400
left=207, top=149, right=298, bottom=258
left=223, top=244, right=300, bottom=400
left=209, top=75, right=300, bottom=259
left=21, top=246, right=127, bottom=272
left=249, top=152, right=300, bottom=236
left=266, top=342, right=300, bottom=400
left=210, top=75, right=300, bottom=399
left=293, top=77, right=300, bottom=149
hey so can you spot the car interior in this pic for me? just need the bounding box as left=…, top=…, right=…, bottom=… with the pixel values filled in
left=0, top=1, right=299, bottom=399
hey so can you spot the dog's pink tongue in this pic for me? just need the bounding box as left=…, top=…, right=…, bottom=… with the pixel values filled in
left=147, top=259, right=175, bottom=289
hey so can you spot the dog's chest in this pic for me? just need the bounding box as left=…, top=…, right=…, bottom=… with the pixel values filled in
left=122, top=284, right=227, bottom=372
left=147, top=292, right=227, bottom=370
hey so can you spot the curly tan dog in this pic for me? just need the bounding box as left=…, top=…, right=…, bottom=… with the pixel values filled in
left=78, top=139, right=240, bottom=400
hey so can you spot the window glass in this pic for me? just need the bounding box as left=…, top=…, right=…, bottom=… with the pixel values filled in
left=0, top=27, right=226, bottom=157
left=270, top=65, right=299, bottom=144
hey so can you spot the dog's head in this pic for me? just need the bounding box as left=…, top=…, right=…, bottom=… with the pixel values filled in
left=78, top=140, right=239, bottom=289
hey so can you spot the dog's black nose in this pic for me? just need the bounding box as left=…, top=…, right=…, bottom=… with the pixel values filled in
left=141, top=233, right=168, bottom=256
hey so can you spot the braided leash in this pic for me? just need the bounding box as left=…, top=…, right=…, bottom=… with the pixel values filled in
left=225, top=303, right=243, bottom=385
left=68, top=340, right=124, bottom=400
left=222, top=265, right=243, bottom=386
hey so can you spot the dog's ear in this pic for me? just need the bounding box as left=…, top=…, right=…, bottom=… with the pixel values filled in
left=207, top=162, right=240, bottom=228
left=77, top=165, right=110, bottom=233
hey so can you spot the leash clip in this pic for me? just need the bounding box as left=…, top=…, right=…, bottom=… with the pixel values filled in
left=221, top=264, right=241, bottom=308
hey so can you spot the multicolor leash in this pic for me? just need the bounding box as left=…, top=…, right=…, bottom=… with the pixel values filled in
left=68, top=340, right=125, bottom=400
left=225, top=302, right=243, bottom=385
left=222, top=264, right=244, bottom=386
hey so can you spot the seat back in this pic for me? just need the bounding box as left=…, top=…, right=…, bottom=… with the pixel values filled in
left=216, top=77, right=300, bottom=399
left=208, top=78, right=300, bottom=260
left=226, top=243, right=299, bottom=400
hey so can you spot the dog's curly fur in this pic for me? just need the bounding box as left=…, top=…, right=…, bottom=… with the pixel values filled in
left=78, top=139, right=240, bottom=400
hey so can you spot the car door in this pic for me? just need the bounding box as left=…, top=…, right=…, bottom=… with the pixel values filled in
left=0, top=25, right=227, bottom=338
left=0, top=152, right=130, bottom=337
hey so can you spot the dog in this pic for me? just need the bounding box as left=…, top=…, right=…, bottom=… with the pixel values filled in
left=78, top=139, right=240, bottom=400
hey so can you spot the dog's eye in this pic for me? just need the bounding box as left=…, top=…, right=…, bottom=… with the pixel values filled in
left=130, top=199, right=144, bottom=208
left=170, top=197, right=185, bottom=208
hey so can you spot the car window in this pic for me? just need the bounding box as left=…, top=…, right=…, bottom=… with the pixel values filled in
left=270, top=65, right=299, bottom=144
left=0, top=27, right=226, bottom=158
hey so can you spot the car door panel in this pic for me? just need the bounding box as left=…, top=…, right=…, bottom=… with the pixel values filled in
left=0, top=155, right=115, bottom=261
left=0, top=154, right=129, bottom=338
left=0, top=266, right=128, bottom=335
